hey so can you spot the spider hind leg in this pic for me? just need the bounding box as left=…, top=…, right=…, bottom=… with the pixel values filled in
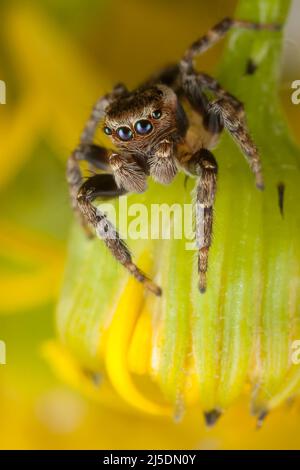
left=209, top=97, right=264, bottom=189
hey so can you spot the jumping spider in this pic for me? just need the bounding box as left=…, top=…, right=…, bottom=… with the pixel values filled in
left=67, top=18, right=280, bottom=296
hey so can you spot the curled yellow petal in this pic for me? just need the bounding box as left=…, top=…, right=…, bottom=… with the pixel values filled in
left=104, top=252, right=172, bottom=417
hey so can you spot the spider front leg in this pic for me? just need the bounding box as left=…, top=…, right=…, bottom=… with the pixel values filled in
left=185, top=149, right=218, bottom=293
left=76, top=173, right=162, bottom=296
left=67, top=145, right=158, bottom=294
left=67, top=143, right=112, bottom=237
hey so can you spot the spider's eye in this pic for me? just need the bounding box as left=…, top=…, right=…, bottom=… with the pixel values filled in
left=152, top=109, right=162, bottom=119
left=135, top=119, right=153, bottom=135
left=117, top=126, right=133, bottom=141
left=104, top=126, right=112, bottom=135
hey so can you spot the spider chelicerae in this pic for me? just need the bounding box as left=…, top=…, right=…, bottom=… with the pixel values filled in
left=67, top=17, right=281, bottom=296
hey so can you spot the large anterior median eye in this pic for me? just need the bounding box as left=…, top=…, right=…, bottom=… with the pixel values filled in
left=135, top=119, right=153, bottom=135
left=117, top=126, right=133, bottom=141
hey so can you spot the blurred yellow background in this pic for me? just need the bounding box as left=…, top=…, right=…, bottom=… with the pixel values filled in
left=0, top=0, right=300, bottom=450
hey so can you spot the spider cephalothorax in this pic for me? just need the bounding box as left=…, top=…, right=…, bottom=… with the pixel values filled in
left=103, top=85, right=189, bottom=189
left=104, top=85, right=179, bottom=148
left=67, top=18, right=280, bottom=296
